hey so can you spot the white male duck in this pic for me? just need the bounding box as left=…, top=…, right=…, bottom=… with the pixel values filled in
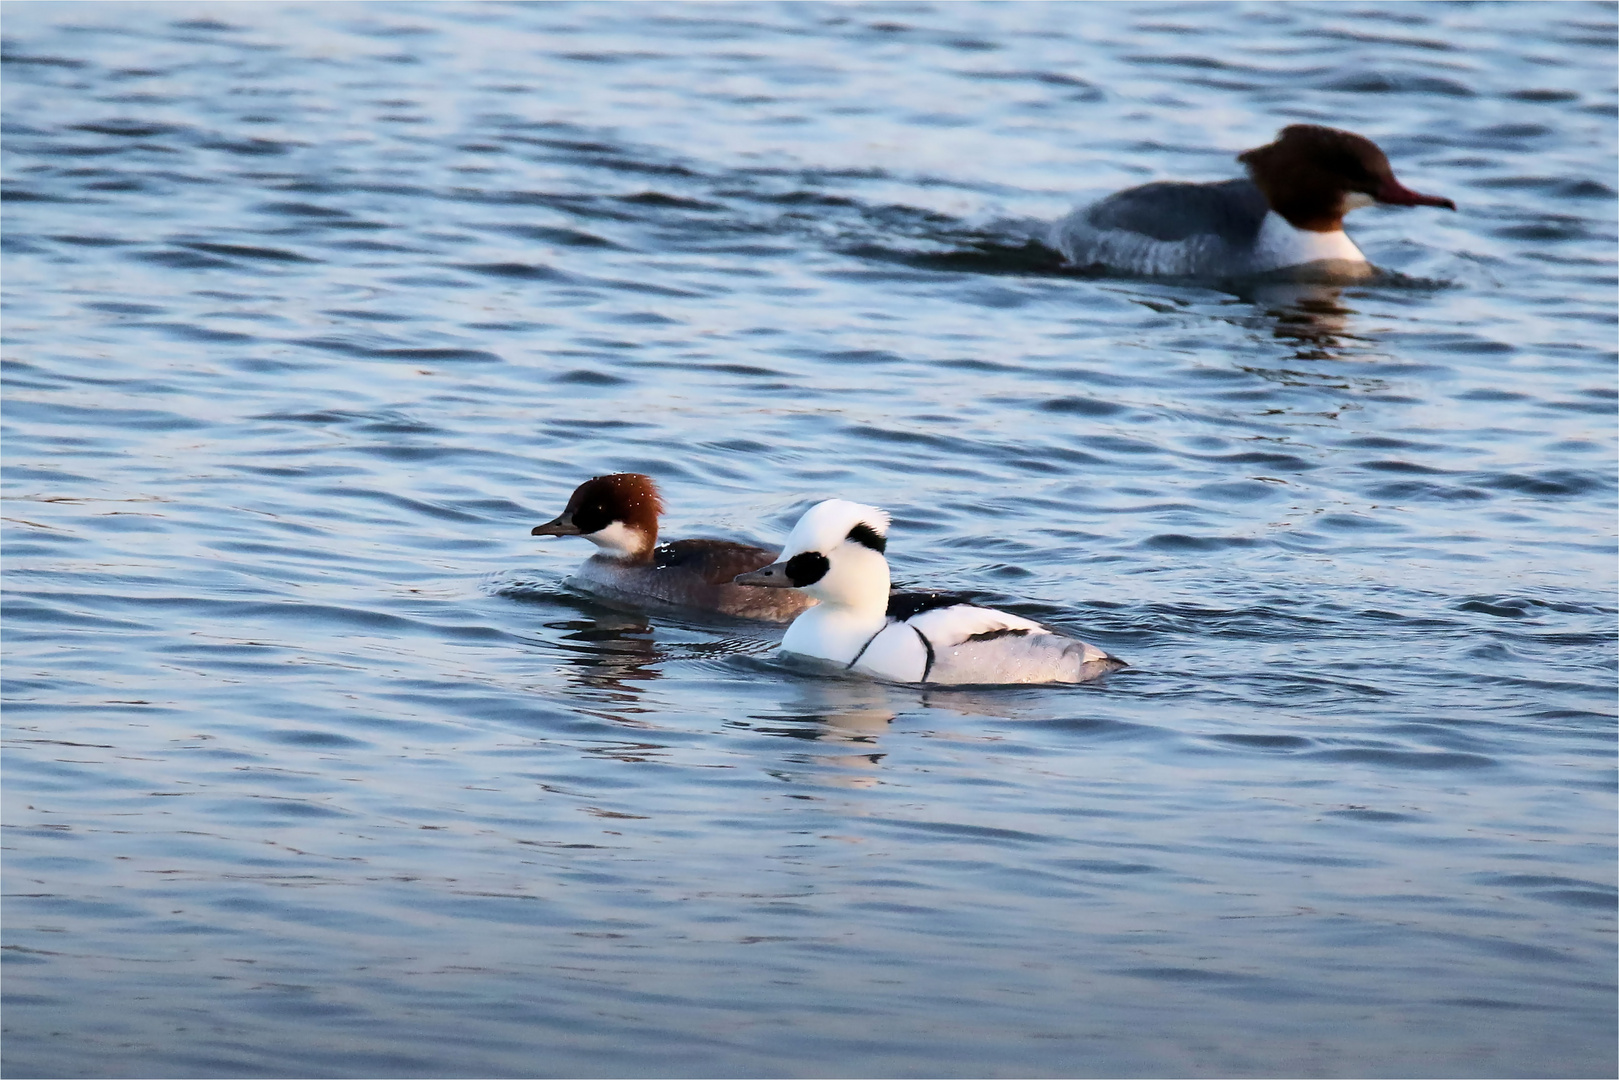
left=734, top=499, right=1124, bottom=685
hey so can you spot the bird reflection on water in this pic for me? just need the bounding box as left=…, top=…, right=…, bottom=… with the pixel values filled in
left=746, top=665, right=1078, bottom=790
left=778, top=671, right=900, bottom=740
left=1247, top=282, right=1359, bottom=360
left=749, top=672, right=895, bottom=787
left=545, top=611, right=661, bottom=719
left=1216, top=282, right=1412, bottom=409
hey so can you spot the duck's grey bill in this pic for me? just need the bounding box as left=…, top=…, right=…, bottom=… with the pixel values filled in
left=733, top=562, right=795, bottom=588
left=531, top=514, right=580, bottom=537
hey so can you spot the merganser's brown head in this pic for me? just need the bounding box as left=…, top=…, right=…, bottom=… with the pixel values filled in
left=1238, top=124, right=1455, bottom=233
left=532, top=472, right=663, bottom=562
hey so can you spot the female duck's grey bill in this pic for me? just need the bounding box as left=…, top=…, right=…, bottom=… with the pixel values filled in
left=733, top=561, right=795, bottom=588
left=531, top=513, right=581, bottom=537
left=734, top=551, right=830, bottom=588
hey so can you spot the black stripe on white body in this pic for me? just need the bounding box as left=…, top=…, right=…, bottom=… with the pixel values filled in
left=851, top=601, right=1122, bottom=686
left=733, top=499, right=1125, bottom=687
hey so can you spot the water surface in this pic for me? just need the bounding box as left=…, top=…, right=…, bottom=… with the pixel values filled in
left=3, top=3, right=1616, bottom=1077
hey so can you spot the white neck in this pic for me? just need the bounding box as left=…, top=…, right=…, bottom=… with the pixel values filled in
left=780, top=545, right=891, bottom=664
left=584, top=521, right=650, bottom=560
left=804, top=546, right=890, bottom=614
left=1252, top=211, right=1365, bottom=271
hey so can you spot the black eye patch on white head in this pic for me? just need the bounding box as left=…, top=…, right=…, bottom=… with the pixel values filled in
left=785, top=550, right=831, bottom=587
left=845, top=522, right=886, bottom=553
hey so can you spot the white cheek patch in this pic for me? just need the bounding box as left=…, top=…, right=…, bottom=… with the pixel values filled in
left=583, top=520, right=646, bottom=558
left=1342, top=190, right=1377, bottom=211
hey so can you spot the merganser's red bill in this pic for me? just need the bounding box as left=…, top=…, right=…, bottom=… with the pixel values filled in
left=1376, top=178, right=1456, bottom=210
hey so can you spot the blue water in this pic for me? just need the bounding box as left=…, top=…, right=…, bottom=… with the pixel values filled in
left=3, top=3, right=1615, bottom=1077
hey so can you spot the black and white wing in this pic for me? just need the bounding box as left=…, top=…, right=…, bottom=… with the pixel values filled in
left=862, top=600, right=1121, bottom=685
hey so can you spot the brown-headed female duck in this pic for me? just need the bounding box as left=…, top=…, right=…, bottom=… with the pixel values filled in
left=532, top=473, right=815, bottom=622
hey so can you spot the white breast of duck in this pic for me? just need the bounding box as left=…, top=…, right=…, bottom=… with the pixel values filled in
left=1250, top=206, right=1367, bottom=271
left=1049, top=124, right=1452, bottom=280
left=734, top=499, right=1124, bottom=686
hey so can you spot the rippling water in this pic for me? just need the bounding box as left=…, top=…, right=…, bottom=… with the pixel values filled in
left=4, top=3, right=1616, bottom=1077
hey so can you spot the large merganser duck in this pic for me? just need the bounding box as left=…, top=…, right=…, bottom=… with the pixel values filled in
left=1049, top=124, right=1455, bottom=279
left=734, top=499, right=1124, bottom=685
left=532, top=473, right=814, bottom=622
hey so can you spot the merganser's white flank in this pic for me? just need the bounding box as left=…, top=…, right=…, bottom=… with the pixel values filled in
left=1050, top=124, right=1455, bottom=279
left=532, top=473, right=814, bottom=622
left=733, top=499, right=1124, bottom=685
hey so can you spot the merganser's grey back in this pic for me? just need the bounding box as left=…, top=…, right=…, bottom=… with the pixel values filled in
left=1087, top=179, right=1270, bottom=244
left=1050, top=178, right=1271, bottom=277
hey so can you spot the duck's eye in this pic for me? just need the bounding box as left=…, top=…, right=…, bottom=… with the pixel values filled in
left=785, top=551, right=830, bottom=587
left=572, top=498, right=613, bottom=536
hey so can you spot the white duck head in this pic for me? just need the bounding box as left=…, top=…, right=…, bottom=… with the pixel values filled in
left=733, top=499, right=891, bottom=616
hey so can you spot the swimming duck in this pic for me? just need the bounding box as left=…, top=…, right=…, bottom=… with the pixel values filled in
left=532, top=473, right=814, bottom=622
left=733, top=499, right=1124, bottom=685
left=1049, top=124, right=1455, bottom=279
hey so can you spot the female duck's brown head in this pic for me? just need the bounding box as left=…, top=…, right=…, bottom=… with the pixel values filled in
left=532, top=473, right=664, bottom=562
left=1238, top=124, right=1455, bottom=233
